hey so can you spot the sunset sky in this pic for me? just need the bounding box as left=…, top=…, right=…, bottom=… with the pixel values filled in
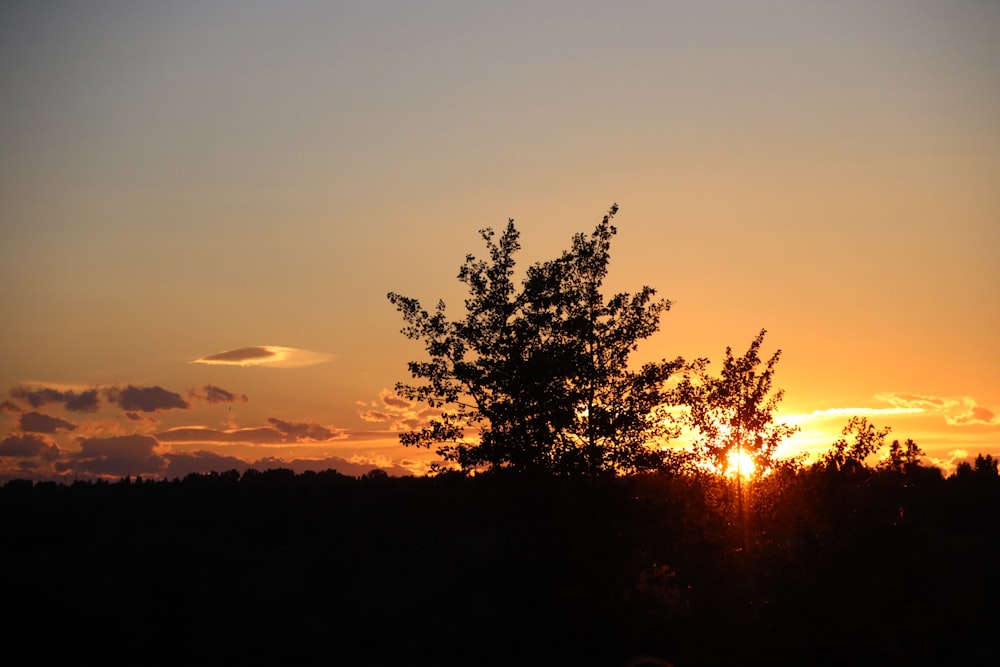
left=2, top=1, right=997, bottom=481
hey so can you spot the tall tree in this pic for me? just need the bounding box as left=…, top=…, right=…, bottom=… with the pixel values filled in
left=387, top=205, right=682, bottom=475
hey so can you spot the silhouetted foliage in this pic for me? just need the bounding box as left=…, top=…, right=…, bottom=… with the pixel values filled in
left=388, top=205, right=682, bottom=475
left=2, top=459, right=998, bottom=666
left=879, top=437, right=924, bottom=473
left=821, top=416, right=891, bottom=471
left=675, top=328, right=798, bottom=475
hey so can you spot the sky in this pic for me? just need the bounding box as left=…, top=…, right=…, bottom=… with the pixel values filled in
left=1, top=0, right=998, bottom=481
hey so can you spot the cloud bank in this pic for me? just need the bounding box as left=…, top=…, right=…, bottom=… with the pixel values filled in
left=0, top=381, right=406, bottom=482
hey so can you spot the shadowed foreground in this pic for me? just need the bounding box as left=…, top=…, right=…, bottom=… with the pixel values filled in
left=3, top=466, right=997, bottom=665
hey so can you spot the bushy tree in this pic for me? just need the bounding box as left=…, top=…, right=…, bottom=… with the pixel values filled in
left=387, top=205, right=682, bottom=475
left=821, top=417, right=891, bottom=472
left=675, top=329, right=799, bottom=477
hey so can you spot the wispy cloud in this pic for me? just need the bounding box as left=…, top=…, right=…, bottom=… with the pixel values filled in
left=788, top=392, right=999, bottom=429
left=193, top=346, right=334, bottom=368
left=266, top=418, right=343, bottom=442
left=357, top=389, right=440, bottom=431
left=876, top=392, right=999, bottom=426
left=156, top=419, right=345, bottom=446
left=785, top=406, right=924, bottom=423
left=945, top=399, right=999, bottom=426
left=874, top=392, right=955, bottom=411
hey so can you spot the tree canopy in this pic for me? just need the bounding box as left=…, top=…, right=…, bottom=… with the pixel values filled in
left=675, top=329, right=799, bottom=476
left=388, top=205, right=682, bottom=475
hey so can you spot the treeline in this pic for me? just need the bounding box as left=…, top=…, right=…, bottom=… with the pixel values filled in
left=3, top=459, right=998, bottom=665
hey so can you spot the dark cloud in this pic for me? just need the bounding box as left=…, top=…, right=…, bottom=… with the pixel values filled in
left=63, top=434, right=166, bottom=477
left=19, top=411, right=76, bottom=434
left=199, top=347, right=275, bottom=363
left=267, top=418, right=342, bottom=442
left=0, top=400, right=21, bottom=414
left=0, top=433, right=59, bottom=459
left=188, top=384, right=249, bottom=405
left=105, top=385, right=189, bottom=412
left=156, top=426, right=285, bottom=444
left=162, top=451, right=251, bottom=480
left=64, top=390, right=100, bottom=413
left=9, top=386, right=100, bottom=413
left=77, top=434, right=158, bottom=458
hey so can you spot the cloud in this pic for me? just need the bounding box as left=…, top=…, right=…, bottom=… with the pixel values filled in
left=60, top=434, right=166, bottom=477
left=0, top=400, right=21, bottom=414
left=193, top=345, right=334, bottom=368
left=381, top=394, right=413, bottom=409
left=946, top=399, right=1000, bottom=426
left=875, top=392, right=999, bottom=427
left=77, top=434, right=159, bottom=458
left=873, top=392, right=957, bottom=412
left=786, top=406, right=924, bottom=423
left=188, top=384, right=249, bottom=405
left=790, top=393, right=1000, bottom=432
left=267, top=417, right=343, bottom=442
left=19, top=411, right=76, bottom=434
left=156, top=426, right=285, bottom=445
left=357, top=390, right=440, bottom=431
left=9, top=386, right=100, bottom=413
left=105, top=385, right=189, bottom=412
left=157, top=420, right=344, bottom=446
left=0, top=433, right=59, bottom=459
left=359, top=410, right=391, bottom=422
left=162, top=451, right=251, bottom=480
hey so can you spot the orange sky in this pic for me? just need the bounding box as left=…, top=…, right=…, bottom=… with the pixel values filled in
left=1, top=1, right=997, bottom=481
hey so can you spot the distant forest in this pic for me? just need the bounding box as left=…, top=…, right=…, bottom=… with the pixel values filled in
left=4, top=456, right=998, bottom=666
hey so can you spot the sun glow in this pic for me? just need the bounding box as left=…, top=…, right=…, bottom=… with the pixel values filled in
left=725, top=450, right=756, bottom=478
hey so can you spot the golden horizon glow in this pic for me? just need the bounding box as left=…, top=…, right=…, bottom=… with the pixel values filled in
left=0, top=2, right=996, bottom=481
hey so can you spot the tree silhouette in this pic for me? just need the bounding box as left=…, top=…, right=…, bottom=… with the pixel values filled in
left=878, top=437, right=924, bottom=473
left=387, top=205, right=682, bottom=474
left=821, top=416, right=891, bottom=472
left=675, top=328, right=798, bottom=476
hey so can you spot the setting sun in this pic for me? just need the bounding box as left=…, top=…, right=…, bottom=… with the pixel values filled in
left=725, top=450, right=757, bottom=478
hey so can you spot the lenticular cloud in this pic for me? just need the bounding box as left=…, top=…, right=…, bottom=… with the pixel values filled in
left=193, top=346, right=334, bottom=368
